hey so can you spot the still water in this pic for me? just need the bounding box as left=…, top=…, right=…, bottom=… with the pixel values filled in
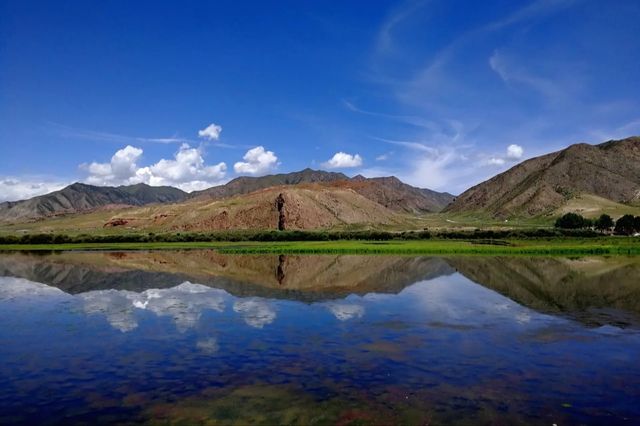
left=0, top=251, right=639, bottom=425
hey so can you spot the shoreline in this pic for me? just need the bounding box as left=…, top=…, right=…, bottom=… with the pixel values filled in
left=1, top=238, right=639, bottom=255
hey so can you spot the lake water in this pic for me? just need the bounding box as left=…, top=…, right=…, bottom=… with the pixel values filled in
left=1, top=251, right=639, bottom=425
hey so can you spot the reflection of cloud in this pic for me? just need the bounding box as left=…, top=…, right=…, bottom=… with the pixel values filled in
left=80, top=282, right=226, bottom=333
left=196, top=337, right=220, bottom=354
left=233, top=299, right=276, bottom=329
left=0, top=277, right=69, bottom=299
left=401, top=274, right=537, bottom=327
left=133, top=282, right=226, bottom=333
left=79, top=290, right=140, bottom=332
left=324, top=303, right=365, bottom=321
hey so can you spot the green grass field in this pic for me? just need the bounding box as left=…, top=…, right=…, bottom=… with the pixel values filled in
left=1, top=237, right=639, bottom=255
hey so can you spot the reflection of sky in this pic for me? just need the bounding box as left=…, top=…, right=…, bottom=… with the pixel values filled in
left=80, top=290, right=140, bottom=332
left=0, top=278, right=279, bottom=333
left=2, top=271, right=640, bottom=425
left=134, top=283, right=226, bottom=332
left=233, top=299, right=277, bottom=328
left=394, top=274, right=541, bottom=328
left=79, top=283, right=227, bottom=333
left=323, top=302, right=365, bottom=321
left=0, top=273, right=560, bottom=334
left=0, top=277, right=70, bottom=300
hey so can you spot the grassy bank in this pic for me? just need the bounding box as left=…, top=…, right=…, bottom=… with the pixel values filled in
left=0, top=238, right=639, bottom=255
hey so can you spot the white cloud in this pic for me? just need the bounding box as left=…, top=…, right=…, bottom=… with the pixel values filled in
left=322, top=152, right=363, bottom=169
left=83, top=145, right=143, bottom=185
left=198, top=123, right=222, bottom=141
left=506, top=144, right=524, bottom=159
left=486, top=157, right=506, bottom=166
left=483, top=144, right=524, bottom=167
left=0, top=178, right=68, bottom=202
left=376, top=153, right=389, bottom=161
left=233, top=146, right=279, bottom=175
left=140, top=144, right=227, bottom=190
left=83, top=144, right=227, bottom=191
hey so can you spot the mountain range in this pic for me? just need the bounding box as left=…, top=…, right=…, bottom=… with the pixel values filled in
left=1, top=137, right=639, bottom=229
left=0, top=169, right=454, bottom=226
left=0, top=183, right=187, bottom=223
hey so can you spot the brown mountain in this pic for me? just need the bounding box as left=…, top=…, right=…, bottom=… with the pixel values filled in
left=190, top=168, right=349, bottom=200
left=0, top=182, right=187, bottom=223
left=445, top=136, right=640, bottom=217
left=0, top=169, right=452, bottom=227
left=192, top=168, right=454, bottom=214
left=102, top=185, right=402, bottom=232
left=338, top=175, right=454, bottom=214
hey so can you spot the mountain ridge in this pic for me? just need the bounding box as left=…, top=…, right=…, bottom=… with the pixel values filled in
left=0, top=169, right=454, bottom=223
left=445, top=136, right=640, bottom=217
left=192, top=168, right=454, bottom=214
left=0, top=183, right=188, bottom=223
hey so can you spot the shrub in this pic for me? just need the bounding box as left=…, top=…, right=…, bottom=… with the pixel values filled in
left=554, top=213, right=591, bottom=229
left=594, top=214, right=614, bottom=233
left=615, top=214, right=640, bottom=235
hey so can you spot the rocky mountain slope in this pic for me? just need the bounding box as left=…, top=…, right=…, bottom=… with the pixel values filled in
left=102, top=185, right=401, bottom=232
left=336, top=175, right=454, bottom=214
left=445, top=137, right=640, bottom=217
left=0, top=169, right=453, bottom=225
left=190, top=168, right=348, bottom=200
left=193, top=168, right=454, bottom=214
left=0, top=183, right=187, bottom=223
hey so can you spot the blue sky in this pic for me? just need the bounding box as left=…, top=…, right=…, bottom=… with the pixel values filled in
left=1, top=0, right=639, bottom=201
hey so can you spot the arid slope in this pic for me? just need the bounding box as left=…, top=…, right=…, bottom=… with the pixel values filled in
left=445, top=137, right=640, bottom=217
left=102, top=185, right=401, bottom=231
left=0, top=183, right=187, bottom=223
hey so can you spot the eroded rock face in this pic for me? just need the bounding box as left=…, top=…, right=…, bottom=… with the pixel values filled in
left=103, top=218, right=129, bottom=227
left=276, top=193, right=286, bottom=231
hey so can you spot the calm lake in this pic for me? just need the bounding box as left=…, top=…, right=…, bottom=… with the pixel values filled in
left=1, top=251, right=639, bottom=425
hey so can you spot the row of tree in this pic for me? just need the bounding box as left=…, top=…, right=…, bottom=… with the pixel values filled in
left=555, top=213, right=640, bottom=235
left=0, top=227, right=605, bottom=245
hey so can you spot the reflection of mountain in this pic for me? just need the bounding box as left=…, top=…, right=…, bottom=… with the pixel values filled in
left=448, top=256, right=640, bottom=326
left=2, top=252, right=640, bottom=327
left=0, top=252, right=454, bottom=302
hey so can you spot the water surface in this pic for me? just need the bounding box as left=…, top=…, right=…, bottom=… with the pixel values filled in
left=1, top=251, right=639, bottom=425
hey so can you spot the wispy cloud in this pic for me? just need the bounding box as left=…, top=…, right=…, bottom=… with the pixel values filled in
left=378, top=0, right=583, bottom=109
left=488, top=49, right=577, bottom=104
left=373, top=136, right=435, bottom=153
left=587, top=117, right=640, bottom=142
left=47, top=122, right=237, bottom=149
left=349, top=0, right=610, bottom=193
left=376, top=0, right=430, bottom=54
left=343, top=99, right=440, bottom=130
left=484, top=0, right=580, bottom=32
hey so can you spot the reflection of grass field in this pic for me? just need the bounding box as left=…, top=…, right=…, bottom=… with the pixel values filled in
left=1, top=238, right=639, bottom=255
